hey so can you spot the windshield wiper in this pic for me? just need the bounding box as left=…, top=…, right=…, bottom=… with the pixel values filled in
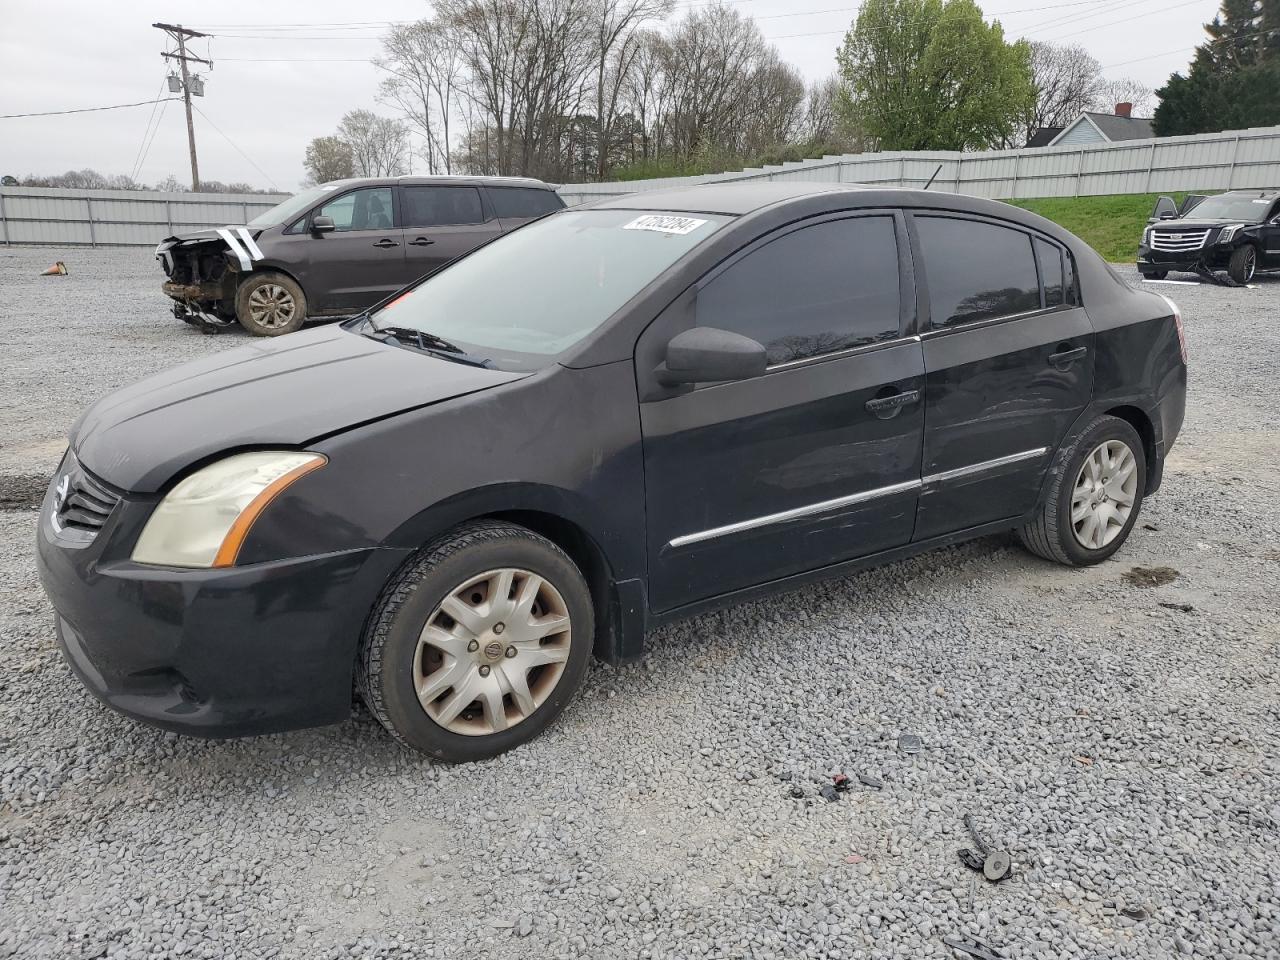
left=365, top=325, right=494, bottom=368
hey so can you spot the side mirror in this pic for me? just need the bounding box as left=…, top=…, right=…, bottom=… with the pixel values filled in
left=1157, top=210, right=1177, bottom=220
left=311, top=215, right=336, bottom=234
left=656, top=327, right=767, bottom=387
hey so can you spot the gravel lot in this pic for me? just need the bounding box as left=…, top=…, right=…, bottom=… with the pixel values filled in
left=1, top=245, right=1278, bottom=960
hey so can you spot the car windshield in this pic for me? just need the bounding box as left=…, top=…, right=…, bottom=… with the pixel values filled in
left=1184, top=195, right=1273, bottom=222
left=246, top=186, right=332, bottom=228
left=370, top=208, right=727, bottom=367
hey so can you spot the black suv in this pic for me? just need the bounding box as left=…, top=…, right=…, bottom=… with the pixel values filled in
left=156, top=176, right=564, bottom=335
left=1138, top=189, right=1280, bottom=284
left=41, top=183, right=1187, bottom=762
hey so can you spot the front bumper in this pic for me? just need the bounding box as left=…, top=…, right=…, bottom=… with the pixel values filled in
left=35, top=466, right=410, bottom=738
left=1137, top=243, right=1231, bottom=274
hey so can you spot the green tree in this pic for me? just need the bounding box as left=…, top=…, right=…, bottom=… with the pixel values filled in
left=1153, top=0, right=1280, bottom=135
left=835, top=0, right=1035, bottom=151
left=303, top=136, right=355, bottom=186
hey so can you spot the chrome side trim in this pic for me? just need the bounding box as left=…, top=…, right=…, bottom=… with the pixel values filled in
left=665, top=447, right=1051, bottom=550
left=666, top=479, right=921, bottom=550
left=922, top=447, right=1049, bottom=486
left=216, top=227, right=253, bottom=271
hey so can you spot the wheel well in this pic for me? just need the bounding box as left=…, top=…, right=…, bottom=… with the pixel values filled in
left=485, top=510, right=615, bottom=659
left=237, top=267, right=307, bottom=302
left=1104, top=404, right=1158, bottom=491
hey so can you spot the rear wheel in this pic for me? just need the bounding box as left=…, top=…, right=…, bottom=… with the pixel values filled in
left=1227, top=244, right=1258, bottom=285
left=1018, top=415, right=1147, bottom=566
left=358, top=520, right=594, bottom=762
left=235, top=272, right=306, bottom=336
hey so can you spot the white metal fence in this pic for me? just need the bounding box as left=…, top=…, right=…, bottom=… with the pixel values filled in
left=4, top=124, right=1276, bottom=246
left=557, top=124, right=1280, bottom=206
left=0, top=186, right=287, bottom=247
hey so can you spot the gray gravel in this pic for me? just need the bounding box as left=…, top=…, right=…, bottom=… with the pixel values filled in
left=2, top=245, right=1278, bottom=959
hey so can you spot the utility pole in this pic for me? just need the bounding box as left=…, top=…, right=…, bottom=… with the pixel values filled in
left=153, top=22, right=211, bottom=191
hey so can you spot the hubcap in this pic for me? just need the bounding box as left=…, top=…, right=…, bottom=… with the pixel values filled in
left=1071, top=439, right=1138, bottom=550
left=1243, top=248, right=1256, bottom=282
left=413, top=568, right=572, bottom=736
left=247, top=284, right=296, bottom=328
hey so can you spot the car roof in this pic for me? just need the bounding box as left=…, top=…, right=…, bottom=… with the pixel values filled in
left=319, top=175, right=554, bottom=190
left=589, top=181, right=867, bottom=215
left=1217, top=189, right=1280, bottom=200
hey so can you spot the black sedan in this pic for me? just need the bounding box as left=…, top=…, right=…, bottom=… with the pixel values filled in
left=37, top=183, right=1188, bottom=762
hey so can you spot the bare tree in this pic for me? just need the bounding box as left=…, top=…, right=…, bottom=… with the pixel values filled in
left=1093, top=78, right=1155, bottom=116
left=303, top=136, right=355, bottom=185
left=379, top=21, right=465, bottom=174
left=1018, top=41, right=1103, bottom=146
left=587, top=0, right=673, bottom=178
left=336, top=110, right=409, bottom=177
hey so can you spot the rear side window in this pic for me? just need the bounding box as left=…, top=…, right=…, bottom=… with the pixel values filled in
left=916, top=216, right=1040, bottom=329
left=1035, top=238, right=1064, bottom=307
left=316, top=187, right=395, bottom=232
left=489, top=187, right=563, bottom=219
left=402, top=186, right=485, bottom=227
left=697, top=216, right=901, bottom=366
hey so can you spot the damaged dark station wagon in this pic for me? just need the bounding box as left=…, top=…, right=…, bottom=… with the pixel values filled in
left=156, top=175, right=564, bottom=335
left=42, top=183, right=1187, bottom=762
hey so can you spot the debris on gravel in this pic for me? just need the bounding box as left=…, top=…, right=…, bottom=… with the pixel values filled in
left=2, top=247, right=1278, bottom=959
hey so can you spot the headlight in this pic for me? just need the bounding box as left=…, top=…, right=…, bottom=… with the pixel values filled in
left=1142, top=226, right=1152, bottom=246
left=1217, top=224, right=1243, bottom=243
left=132, top=451, right=326, bottom=568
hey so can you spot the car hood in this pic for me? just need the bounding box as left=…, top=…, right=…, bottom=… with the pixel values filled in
left=71, top=325, right=527, bottom=492
left=1151, top=218, right=1250, bottom=230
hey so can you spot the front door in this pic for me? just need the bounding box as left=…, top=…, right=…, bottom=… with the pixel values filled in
left=400, top=184, right=502, bottom=282
left=307, top=185, right=405, bottom=314
left=908, top=213, right=1094, bottom=541
left=637, top=213, right=926, bottom=613
left=1261, top=200, right=1280, bottom=270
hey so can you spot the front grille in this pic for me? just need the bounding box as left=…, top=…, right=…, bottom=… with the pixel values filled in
left=1149, top=228, right=1212, bottom=252
left=53, top=458, right=121, bottom=537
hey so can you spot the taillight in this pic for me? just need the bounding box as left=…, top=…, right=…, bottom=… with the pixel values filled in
left=1159, top=294, right=1187, bottom=364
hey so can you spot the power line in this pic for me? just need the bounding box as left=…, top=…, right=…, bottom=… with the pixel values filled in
left=0, top=97, right=180, bottom=119
left=1046, top=0, right=1207, bottom=41
left=191, top=103, right=280, bottom=191
left=133, top=98, right=172, bottom=184
left=130, top=73, right=171, bottom=182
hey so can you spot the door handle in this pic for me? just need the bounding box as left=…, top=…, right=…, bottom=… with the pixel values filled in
left=408, top=237, right=435, bottom=246
left=1048, top=345, right=1087, bottom=368
left=865, top=388, right=921, bottom=419
left=372, top=238, right=400, bottom=248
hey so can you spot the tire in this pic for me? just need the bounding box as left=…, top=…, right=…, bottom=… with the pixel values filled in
left=1227, top=244, right=1258, bottom=285
left=235, top=272, right=307, bottom=336
left=1141, top=269, right=1168, bottom=281
left=358, top=520, right=594, bottom=762
left=1018, top=415, right=1147, bottom=567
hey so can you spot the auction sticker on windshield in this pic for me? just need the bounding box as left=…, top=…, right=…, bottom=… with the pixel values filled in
left=623, top=215, right=708, bottom=236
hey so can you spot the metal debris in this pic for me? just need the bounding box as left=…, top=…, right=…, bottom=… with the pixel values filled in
left=898, top=733, right=922, bottom=755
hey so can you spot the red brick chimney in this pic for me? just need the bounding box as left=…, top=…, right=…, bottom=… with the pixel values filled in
left=1115, top=102, right=1133, bottom=118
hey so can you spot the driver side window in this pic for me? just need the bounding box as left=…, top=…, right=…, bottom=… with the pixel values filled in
left=316, top=187, right=395, bottom=232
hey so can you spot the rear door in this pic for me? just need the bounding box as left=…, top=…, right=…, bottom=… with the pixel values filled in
left=908, top=213, right=1093, bottom=541
left=637, top=212, right=925, bottom=612
left=400, top=184, right=501, bottom=281
left=486, top=185, right=565, bottom=230
left=306, top=185, right=405, bottom=314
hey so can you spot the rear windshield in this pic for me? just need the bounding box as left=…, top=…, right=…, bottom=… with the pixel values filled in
left=1184, top=195, right=1273, bottom=222
left=371, top=209, right=727, bottom=367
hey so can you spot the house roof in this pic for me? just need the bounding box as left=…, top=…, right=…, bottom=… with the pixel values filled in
left=1025, top=126, right=1064, bottom=148
left=1049, top=111, right=1156, bottom=146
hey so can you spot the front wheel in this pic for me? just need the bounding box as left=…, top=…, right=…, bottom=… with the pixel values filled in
left=1018, top=415, right=1147, bottom=566
left=1227, top=244, right=1258, bottom=285
left=235, top=272, right=307, bottom=336
left=358, top=521, right=594, bottom=762
left=1141, top=269, right=1168, bottom=281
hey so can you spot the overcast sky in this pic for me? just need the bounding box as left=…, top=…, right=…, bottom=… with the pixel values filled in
left=0, top=0, right=1222, bottom=192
